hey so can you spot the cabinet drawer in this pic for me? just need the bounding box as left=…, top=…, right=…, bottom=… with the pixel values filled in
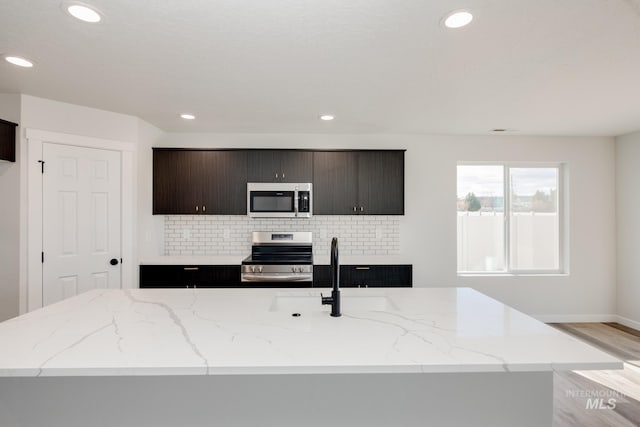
left=346, top=265, right=412, bottom=287
left=140, top=265, right=241, bottom=288
left=313, top=265, right=412, bottom=288
left=192, top=266, right=241, bottom=288
left=140, top=265, right=187, bottom=288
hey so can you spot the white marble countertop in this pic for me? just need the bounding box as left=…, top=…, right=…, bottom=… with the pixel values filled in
left=0, top=288, right=620, bottom=377
left=313, top=255, right=411, bottom=265
left=140, top=255, right=411, bottom=265
left=140, top=256, right=245, bottom=265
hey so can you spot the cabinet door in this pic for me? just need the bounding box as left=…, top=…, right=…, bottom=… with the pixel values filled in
left=312, top=265, right=331, bottom=287
left=312, top=265, right=357, bottom=288
left=247, top=150, right=282, bottom=182
left=140, top=265, right=189, bottom=288
left=358, top=151, right=404, bottom=215
left=153, top=150, right=203, bottom=215
left=0, top=118, right=17, bottom=162
left=279, top=151, right=313, bottom=182
left=193, top=266, right=241, bottom=287
left=313, top=151, right=358, bottom=215
left=349, top=265, right=412, bottom=287
left=201, top=150, right=248, bottom=214
left=248, top=150, right=313, bottom=182
left=312, top=265, right=412, bottom=287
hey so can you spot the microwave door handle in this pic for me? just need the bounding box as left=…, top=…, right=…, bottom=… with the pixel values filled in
left=294, top=189, right=299, bottom=217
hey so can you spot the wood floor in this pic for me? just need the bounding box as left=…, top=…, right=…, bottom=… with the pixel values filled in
left=551, top=323, right=640, bottom=427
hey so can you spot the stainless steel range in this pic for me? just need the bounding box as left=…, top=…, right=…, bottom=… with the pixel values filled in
left=241, top=232, right=313, bottom=287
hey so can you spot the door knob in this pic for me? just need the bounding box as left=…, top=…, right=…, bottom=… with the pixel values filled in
left=110, top=258, right=119, bottom=266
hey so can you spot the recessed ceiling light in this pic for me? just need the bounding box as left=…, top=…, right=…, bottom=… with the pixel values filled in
left=443, top=10, right=473, bottom=29
left=4, top=56, right=34, bottom=68
left=65, top=3, right=102, bottom=23
left=180, top=114, right=196, bottom=120
left=319, top=115, right=335, bottom=121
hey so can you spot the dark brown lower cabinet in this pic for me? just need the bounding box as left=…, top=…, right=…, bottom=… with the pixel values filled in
left=313, top=265, right=412, bottom=288
left=140, top=265, right=241, bottom=288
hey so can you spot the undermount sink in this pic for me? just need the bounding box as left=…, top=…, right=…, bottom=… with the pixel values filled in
left=269, top=294, right=398, bottom=313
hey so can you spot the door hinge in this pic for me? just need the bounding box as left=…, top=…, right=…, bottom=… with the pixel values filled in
left=41, top=252, right=44, bottom=263
left=37, top=160, right=45, bottom=174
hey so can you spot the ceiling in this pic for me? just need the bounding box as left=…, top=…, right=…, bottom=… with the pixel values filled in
left=1, top=0, right=640, bottom=135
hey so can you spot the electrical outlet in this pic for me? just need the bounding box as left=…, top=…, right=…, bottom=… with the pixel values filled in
left=375, top=227, right=383, bottom=240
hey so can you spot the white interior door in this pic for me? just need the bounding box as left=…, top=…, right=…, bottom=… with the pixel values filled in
left=42, top=143, right=122, bottom=306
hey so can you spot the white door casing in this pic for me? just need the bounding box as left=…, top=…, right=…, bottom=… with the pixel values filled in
left=25, top=128, right=135, bottom=313
left=42, top=143, right=121, bottom=306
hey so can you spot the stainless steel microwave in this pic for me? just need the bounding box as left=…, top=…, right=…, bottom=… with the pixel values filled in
left=247, top=183, right=312, bottom=218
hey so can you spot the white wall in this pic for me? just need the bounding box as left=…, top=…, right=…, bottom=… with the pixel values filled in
left=12, top=95, right=152, bottom=314
left=19, top=95, right=139, bottom=143
left=150, top=133, right=617, bottom=318
left=0, top=94, right=21, bottom=321
left=616, top=131, right=640, bottom=328
left=136, top=119, right=165, bottom=263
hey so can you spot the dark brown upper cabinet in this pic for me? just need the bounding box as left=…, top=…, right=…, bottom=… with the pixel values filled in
left=247, top=150, right=313, bottom=182
left=153, top=149, right=247, bottom=215
left=357, top=151, right=405, bottom=215
left=313, top=150, right=405, bottom=215
left=313, top=151, right=359, bottom=215
left=0, top=118, right=18, bottom=162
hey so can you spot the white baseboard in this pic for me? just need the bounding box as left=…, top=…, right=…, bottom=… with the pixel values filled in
left=614, top=315, right=640, bottom=331
left=532, top=314, right=619, bottom=323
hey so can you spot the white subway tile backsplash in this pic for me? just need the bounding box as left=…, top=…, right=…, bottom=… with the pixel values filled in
left=163, top=215, right=400, bottom=257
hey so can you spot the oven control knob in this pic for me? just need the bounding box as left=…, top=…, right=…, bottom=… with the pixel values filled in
left=291, top=267, right=296, bottom=273
left=258, top=266, right=263, bottom=273
left=251, top=266, right=256, bottom=273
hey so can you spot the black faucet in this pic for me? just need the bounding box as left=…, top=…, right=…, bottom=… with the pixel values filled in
left=321, top=237, right=341, bottom=317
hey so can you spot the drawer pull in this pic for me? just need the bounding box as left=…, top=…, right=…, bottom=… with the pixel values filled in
left=183, top=267, right=199, bottom=271
left=355, top=267, right=370, bottom=270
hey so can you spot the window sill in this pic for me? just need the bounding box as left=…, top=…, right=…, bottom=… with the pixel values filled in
left=457, top=272, right=569, bottom=277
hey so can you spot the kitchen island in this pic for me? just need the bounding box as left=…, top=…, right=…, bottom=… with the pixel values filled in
left=0, top=288, right=620, bottom=426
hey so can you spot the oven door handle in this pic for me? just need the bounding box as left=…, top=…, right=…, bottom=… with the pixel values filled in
left=294, top=189, right=299, bottom=217
left=242, top=274, right=311, bottom=282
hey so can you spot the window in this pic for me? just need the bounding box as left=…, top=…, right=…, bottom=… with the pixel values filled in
left=457, top=164, right=563, bottom=274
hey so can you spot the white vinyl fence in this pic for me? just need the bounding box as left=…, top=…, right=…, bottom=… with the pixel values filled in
left=457, top=212, right=559, bottom=272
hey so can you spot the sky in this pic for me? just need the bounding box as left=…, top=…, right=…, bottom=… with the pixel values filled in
left=457, top=165, right=558, bottom=198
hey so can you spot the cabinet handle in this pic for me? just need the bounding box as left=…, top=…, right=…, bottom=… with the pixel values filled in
left=360, top=206, right=364, bottom=212
left=355, top=267, right=370, bottom=270
left=202, top=205, right=206, bottom=212
left=353, top=206, right=357, bottom=212
left=183, top=267, right=199, bottom=271
left=275, top=172, right=279, bottom=180
left=282, top=172, right=285, bottom=180
left=195, top=205, right=199, bottom=212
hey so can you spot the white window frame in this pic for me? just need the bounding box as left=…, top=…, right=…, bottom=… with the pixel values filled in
left=457, top=162, right=567, bottom=276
